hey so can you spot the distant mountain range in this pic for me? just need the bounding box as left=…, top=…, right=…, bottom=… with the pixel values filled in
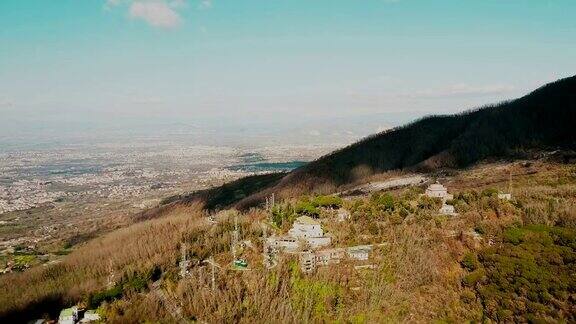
left=177, top=76, right=576, bottom=210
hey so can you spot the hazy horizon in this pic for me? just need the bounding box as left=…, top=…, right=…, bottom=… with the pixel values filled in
left=2, top=0, right=575, bottom=149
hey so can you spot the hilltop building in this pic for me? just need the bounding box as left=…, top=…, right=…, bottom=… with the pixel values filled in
left=300, top=244, right=374, bottom=272
left=425, top=182, right=453, bottom=201
left=288, top=216, right=332, bottom=248
left=439, top=203, right=457, bottom=216
left=265, top=236, right=299, bottom=253
left=265, top=216, right=331, bottom=253
left=425, top=182, right=458, bottom=216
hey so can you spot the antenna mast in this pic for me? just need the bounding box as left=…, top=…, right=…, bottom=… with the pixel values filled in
left=508, top=169, right=513, bottom=195
left=180, top=243, right=188, bottom=278
left=107, top=259, right=115, bottom=288
left=210, top=257, right=216, bottom=291
left=232, top=215, right=239, bottom=260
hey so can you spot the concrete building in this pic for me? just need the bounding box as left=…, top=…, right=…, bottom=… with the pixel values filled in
left=299, top=245, right=374, bottom=272
left=289, top=216, right=323, bottom=238
left=425, top=182, right=458, bottom=216
left=439, top=203, right=457, bottom=216
left=265, top=216, right=332, bottom=268
left=265, top=236, right=299, bottom=253
left=425, top=182, right=453, bottom=201
left=347, top=245, right=372, bottom=261
left=288, top=216, right=331, bottom=249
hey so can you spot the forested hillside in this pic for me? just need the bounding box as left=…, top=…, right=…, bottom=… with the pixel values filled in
left=234, top=76, right=576, bottom=207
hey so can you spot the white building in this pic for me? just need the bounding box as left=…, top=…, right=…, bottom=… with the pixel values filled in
left=289, top=216, right=324, bottom=238
left=424, top=182, right=458, bottom=216
left=288, top=216, right=331, bottom=249
left=439, top=203, right=457, bottom=216
left=347, top=245, right=372, bottom=261
left=265, top=236, right=299, bottom=252
left=425, top=182, right=453, bottom=201
left=265, top=216, right=331, bottom=254
left=300, top=245, right=374, bottom=272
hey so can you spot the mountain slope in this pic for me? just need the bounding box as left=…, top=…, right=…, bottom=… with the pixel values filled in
left=235, top=76, right=576, bottom=208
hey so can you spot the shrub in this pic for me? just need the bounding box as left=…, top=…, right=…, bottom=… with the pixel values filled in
left=371, top=193, right=395, bottom=212
left=462, top=269, right=485, bottom=287
left=472, top=225, right=576, bottom=322
left=294, top=200, right=320, bottom=217
left=503, top=227, right=526, bottom=245
left=482, top=188, right=499, bottom=197
left=312, top=195, right=343, bottom=209
left=460, top=252, right=479, bottom=272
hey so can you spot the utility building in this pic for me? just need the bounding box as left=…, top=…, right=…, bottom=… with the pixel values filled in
left=265, top=216, right=331, bottom=258
left=299, top=245, right=375, bottom=272
left=425, top=182, right=458, bottom=216
left=289, top=216, right=324, bottom=238
left=425, top=182, right=453, bottom=201
left=287, top=216, right=331, bottom=249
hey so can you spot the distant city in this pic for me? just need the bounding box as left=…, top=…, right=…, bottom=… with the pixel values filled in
left=0, top=142, right=335, bottom=215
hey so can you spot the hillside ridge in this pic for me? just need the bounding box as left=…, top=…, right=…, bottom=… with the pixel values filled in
left=232, top=75, right=576, bottom=209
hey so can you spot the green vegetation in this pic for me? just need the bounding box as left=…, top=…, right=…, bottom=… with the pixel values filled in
left=87, top=268, right=160, bottom=309
left=271, top=195, right=343, bottom=227
left=461, top=225, right=576, bottom=322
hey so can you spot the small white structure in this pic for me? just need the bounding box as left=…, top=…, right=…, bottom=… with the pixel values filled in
left=265, top=216, right=332, bottom=267
left=439, top=203, right=457, bottom=216
left=425, top=182, right=453, bottom=201
left=58, top=306, right=78, bottom=324
left=425, top=182, right=458, bottom=216
left=498, top=193, right=512, bottom=201
left=80, top=310, right=101, bottom=323
left=347, top=245, right=372, bottom=261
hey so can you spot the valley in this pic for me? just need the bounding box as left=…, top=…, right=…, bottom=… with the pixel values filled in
left=0, top=143, right=335, bottom=274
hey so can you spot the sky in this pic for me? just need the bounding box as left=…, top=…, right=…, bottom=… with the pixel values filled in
left=1, top=0, right=575, bottom=147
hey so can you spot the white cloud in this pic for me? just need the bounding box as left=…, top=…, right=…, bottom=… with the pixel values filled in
left=198, top=0, right=212, bottom=9
left=105, top=0, right=187, bottom=29
left=129, top=1, right=182, bottom=29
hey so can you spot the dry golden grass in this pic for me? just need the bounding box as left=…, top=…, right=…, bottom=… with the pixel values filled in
left=0, top=205, right=205, bottom=320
